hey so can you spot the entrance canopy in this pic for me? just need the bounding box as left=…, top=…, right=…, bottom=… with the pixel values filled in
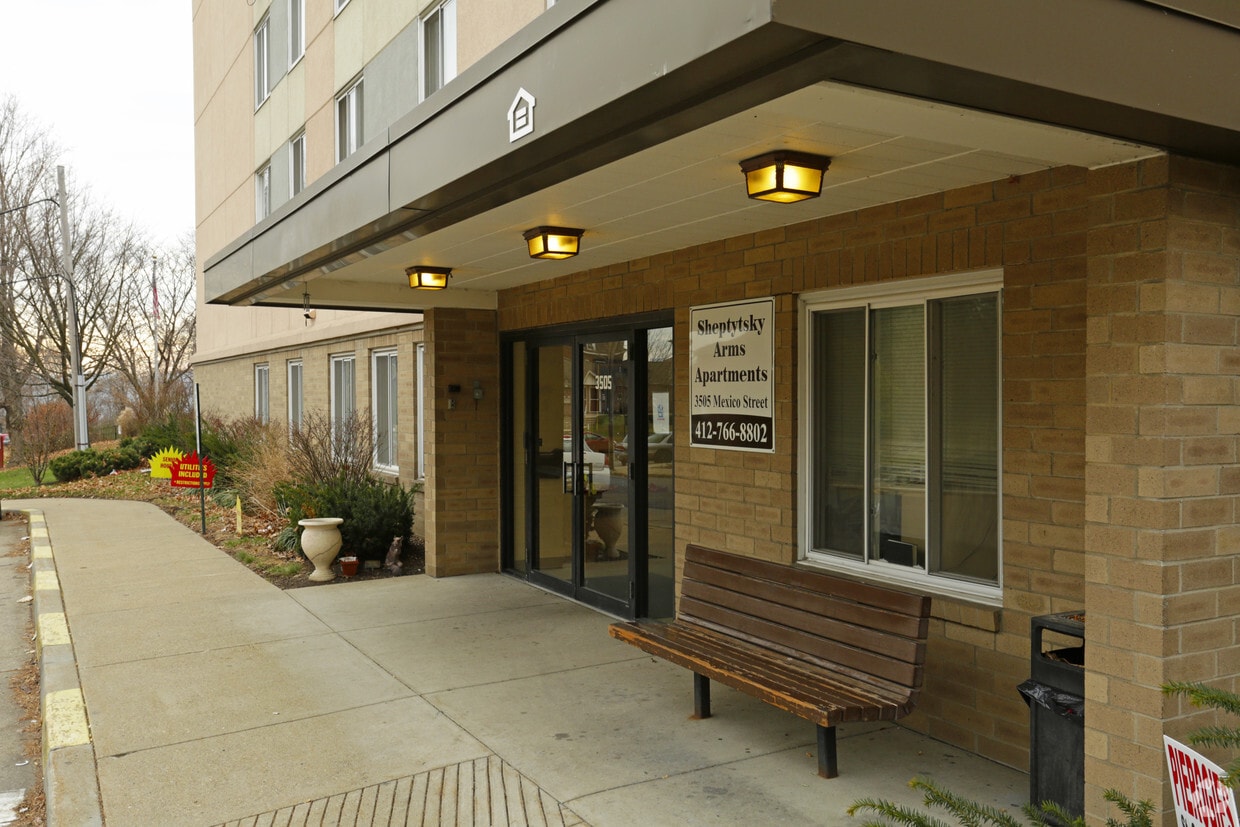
left=202, top=0, right=1240, bottom=313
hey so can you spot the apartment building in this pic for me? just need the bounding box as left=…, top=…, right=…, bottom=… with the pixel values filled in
left=193, top=0, right=1240, bottom=819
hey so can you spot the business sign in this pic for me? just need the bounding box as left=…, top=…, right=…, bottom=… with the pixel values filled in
left=169, top=452, right=217, bottom=489
left=690, top=298, right=774, bottom=452
left=1165, top=735, right=1239, bottom=827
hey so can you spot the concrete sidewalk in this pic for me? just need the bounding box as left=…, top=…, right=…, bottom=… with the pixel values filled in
left=11, top=498, right=1027, bottom=826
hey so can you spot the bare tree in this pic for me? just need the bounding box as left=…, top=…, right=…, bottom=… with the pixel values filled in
left=108, top=232, right=197, bottom=426
left=0, top=95, right=57, bottom=458
left=0, top=95, right=196, bottom=450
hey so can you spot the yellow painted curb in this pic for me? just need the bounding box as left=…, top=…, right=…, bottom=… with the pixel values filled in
left=34, top=569, right=59, bottom=591
left=31, top=544, right=52, bottom=559
left=38, top=613, right=70, bottom=647
left=44, top=689, right=90, bottom=750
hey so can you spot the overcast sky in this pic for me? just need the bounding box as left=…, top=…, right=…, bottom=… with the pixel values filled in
left=0, top=1, right=195, bottom=246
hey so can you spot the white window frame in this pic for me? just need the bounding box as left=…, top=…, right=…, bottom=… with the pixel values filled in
left=287, top=359, right=303, bottom=434
left=255, top=162, right=272, bottom=221
left=372, top=349, right=399, bottom=472
left=335, top=77, right=363, bottom=163
left=289, top=131, right=306, bottom=198
left=416, top=343, right=426, bottom=480
left=254, top=14, right=271, bottom=109
left=334, top=0, right=350, bottom=15
left=288, top=0, right=305, bottom=68
left=254, top=364, right=270, bottom=424
left=330, top=354, right=356, bottom=456
left=421, top=0, right=457, bottom=100
left=798, top=270, right=1004, bottom=604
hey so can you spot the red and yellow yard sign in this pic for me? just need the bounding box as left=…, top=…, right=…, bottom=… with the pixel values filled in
left=169, top=452, right=217, bottom=489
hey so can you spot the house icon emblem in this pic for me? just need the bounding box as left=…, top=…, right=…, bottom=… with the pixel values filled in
left=508, top=88, right=536, bottom=143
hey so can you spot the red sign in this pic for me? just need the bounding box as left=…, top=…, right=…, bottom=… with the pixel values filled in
left=169, top=452, right=217, bottom=489
left=1166, top=735, right=1239, bottom=827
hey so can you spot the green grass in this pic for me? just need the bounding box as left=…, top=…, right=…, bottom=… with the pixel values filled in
left=0, top=465, right=52, bottom=491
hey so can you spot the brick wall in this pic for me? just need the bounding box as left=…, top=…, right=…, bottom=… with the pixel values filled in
left=423, top=308, right=501, bottom=576
left=193, top=325, right=427, bottom=535
left=1083, top=156, right=1240, bottom=819
left=501, top=166, right=1102, bottom=769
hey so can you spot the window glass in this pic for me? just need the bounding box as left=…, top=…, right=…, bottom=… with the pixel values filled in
left=289, top=0, right=304, bottom=66
left=331, top=355, right=356, bottom=455
left=806, top=281, right=1000, bottom=592
left=287, top=360, right=303, bottom=432
left=289, top=132, right=306, bottom=197
left=254, top=364, right=270, bottom=424
left=336, top=79, right=363, bottom=162
left=417, top=343, right=426, bottom=479
left=423, top=1, right=457, bottom=98
left=373, top=351, right=398, bottom=470
left=932, top=294, right=999, bottom=583
left=811, top=308, right=865, bottom=558
left=870, top=305, right=925, bottom=569
left=254, top=16, right=270, bottom=108
left=255, top=163, right=271, bottom=220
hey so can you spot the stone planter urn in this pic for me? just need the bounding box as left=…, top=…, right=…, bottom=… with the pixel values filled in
left=592, top=503, right=624, bottom=559
left=299, top=517, right=344, bottom=581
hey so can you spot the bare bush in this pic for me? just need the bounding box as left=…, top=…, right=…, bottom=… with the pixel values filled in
left=22, top=400, right=72, bottom=485
left=287, top=410, right=375, bottom=486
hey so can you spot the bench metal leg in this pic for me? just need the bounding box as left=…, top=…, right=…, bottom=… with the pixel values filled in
left=692, top=673, right=711, bottom=719
left=816, top=725, right=838, bottom=778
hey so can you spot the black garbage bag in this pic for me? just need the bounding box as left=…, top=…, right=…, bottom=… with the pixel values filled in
left=1018, top=679, right=1084, bottom=721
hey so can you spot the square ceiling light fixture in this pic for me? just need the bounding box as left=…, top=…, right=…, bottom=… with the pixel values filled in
left=406, top=265, right=452, bottom=290
left=740, top=151, right=830, bottom=203
left=523, top=226, right=584, bottom=260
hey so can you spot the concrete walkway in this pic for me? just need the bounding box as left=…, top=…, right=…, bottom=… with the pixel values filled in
left=10, top=498, right=1027, bottom=826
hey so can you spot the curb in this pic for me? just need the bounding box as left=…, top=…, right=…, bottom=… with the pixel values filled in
left=25, top=509, right=104, bottom=826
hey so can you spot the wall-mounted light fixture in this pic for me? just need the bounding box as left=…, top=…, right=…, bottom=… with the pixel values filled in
left=406, top=265, right=452, bottom=290
left=523, top=226, right=584, bottom=260
left=739, top=151, right=830, bottom=203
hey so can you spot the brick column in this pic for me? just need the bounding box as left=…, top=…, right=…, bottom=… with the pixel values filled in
left=1084, top=156, right=1240, bottom=820
left=423, top=307, right=500, bottom=577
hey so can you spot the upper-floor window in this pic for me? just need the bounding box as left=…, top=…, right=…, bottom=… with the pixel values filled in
left=255, top=162, right=272, bottom=220
left=335, top=0, right=350, bottom=15
left=289, top=0, right=305, bottom=67
left=800, top=272, right=1002, bottom=602
left=289, top=131, right=306, bottom=198
left=254, top=364, right=270, bottom=424
left=422, top=0, right=457, bottom=99
left=254, top=14, right=271, bottom=109
left=336, top=77, right=363, bottom=163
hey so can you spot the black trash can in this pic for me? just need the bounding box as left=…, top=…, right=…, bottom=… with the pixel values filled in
left=1018, top=611, right=1085, bottom=819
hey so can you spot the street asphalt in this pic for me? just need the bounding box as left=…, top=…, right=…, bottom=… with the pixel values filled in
left=5, top=497, right=1027, bottom=826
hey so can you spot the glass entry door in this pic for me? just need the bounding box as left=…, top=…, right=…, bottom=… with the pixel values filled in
left=505, top=321, right=674, bottom=619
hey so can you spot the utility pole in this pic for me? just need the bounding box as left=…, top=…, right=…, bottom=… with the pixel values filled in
left=57, top=166, right=89, bottom=451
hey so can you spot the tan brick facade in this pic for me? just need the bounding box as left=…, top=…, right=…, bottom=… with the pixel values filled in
left=497, top=156, right=1240, bottom=816
left=422, top=308, right=501, bottom=577
left=193, top=324, right=428, bottom=536
left=1083, top=157, right=1240, bottom=817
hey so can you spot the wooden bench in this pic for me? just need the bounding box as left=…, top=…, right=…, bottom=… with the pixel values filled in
left=608, top=544, right=931, bottom=778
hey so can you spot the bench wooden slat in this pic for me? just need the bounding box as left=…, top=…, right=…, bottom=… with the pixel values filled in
left=683, top=558, right=928, bottom=640
left=607, top=545, right=932, bottom=778
left=682, top=576, right=925, bottom=663
left=687, top=545, right=930, bottom=620
left=610, top=622, right=914, bottom=725
left=681, top=596, right=923, bottom=688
